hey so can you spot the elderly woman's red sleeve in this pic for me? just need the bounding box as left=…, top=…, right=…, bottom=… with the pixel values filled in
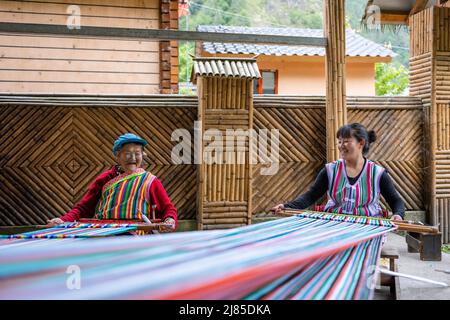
left=60, top=169, right=116, bottom=222
left=148, top=178, right=178, bottom=228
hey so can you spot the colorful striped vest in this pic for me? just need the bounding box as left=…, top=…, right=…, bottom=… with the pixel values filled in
left=323, top=159, right=385, bottom=217
left=95, top=170, right=156, bottom=220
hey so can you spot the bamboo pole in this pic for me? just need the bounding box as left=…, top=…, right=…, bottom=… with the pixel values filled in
left=205, top=201, right=247, bottom=207
left=197, top=77, right=206, bottom=230
left=324, top=0, right=347, bottom=162
left=207, top=78, right=212, bottom=109
left=236, top=78, right=242, bottom=110
left=217, top=77, right=223, bottom=110
left=226, top=79, right=231, bottom=110
left=241, top=78, right=247, bottom=110
left=247, top=79, right=254, bottom=224
left=231, top=78, right=237, bottom=109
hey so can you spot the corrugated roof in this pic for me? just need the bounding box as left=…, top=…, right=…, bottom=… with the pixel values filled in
left=197, top=25, right=396, bottom=58
left=192, top=57, right=261, bottom=81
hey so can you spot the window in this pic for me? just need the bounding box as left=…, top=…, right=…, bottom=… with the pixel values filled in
left=254, top=70, right=278, bottom=94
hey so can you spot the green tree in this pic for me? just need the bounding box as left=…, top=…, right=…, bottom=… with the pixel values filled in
left=375, top=63, right=409, bottom=96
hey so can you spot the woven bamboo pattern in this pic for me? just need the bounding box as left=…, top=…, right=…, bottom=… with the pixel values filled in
left=251, top=96, right=425, bottom=215
left=409, top=52, right=433, bottom=101
left=0, top=99, right=197, bottom=225
left=436, top=53, right=450, bottom=104
left=252, top=162, right=324, bottom=213
left=410, top=8, right=434, bottom=57
left=347, top=102, right=425, bottom=212
left=436, top=151, right=450, bottom=199
left=437, top=104, right=450, bottom=149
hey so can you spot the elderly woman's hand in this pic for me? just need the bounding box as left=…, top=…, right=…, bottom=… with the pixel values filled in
left=270, top=204, right=285, bottom=215
left=47, top=218, right=64, bottom=227
left=390, top=214, right=403, bottom=221
left=159, top=217, right=176, bottom=233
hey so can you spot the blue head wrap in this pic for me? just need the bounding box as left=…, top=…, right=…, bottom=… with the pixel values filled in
left=113, top=133, right=148, bottom=155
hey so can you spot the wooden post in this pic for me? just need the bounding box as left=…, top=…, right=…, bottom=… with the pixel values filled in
left=410, top=6, right=450, bottom=243
left=324, top=0, right=347, bottom=162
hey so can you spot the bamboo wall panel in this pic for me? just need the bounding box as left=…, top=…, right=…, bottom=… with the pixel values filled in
left=436, top=151, right=450, bottom=199
left=348, top=103, right=425, bottom=211
left=0, top=0, right=162, bottom=94
left=251, top=96, right=425, bottom=214
left=437, top=103, right=450, bottom=149
left=434, top=7, right=450, bottom=52
left=252, top=162, right=324, bottom=214
left=0, top=95, right=428, bottom=228
left=197, top=76, right=254, bottom=230
left=436, top=53, right=450, bottom=104
left=409, top=53, right=433, bottom=100
left=410, top=8, right=434, bottom=57
left=410, top=6, right=450, bottom=241
left=0, top=97, right=198, bottom=226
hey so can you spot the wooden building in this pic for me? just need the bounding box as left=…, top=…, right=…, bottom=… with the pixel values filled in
left=196, top=25, right=395, bottom=96
left=0, top=0, right=179, bottom=94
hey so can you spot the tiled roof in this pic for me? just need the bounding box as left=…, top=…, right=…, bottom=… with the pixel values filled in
left=197, top=25, right=395, bottom=58
left=192, top=57, right=261, bottom=81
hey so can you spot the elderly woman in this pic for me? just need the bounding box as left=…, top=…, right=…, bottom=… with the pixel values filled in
left=271, top=123, right=405, bottom=221
left=48, top=133, right=177, bottom=232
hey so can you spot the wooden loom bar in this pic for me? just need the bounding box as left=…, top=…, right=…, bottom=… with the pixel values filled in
left=281, top=210, right=440, bottom=234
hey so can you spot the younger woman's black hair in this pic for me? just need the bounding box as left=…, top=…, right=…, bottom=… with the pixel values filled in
left=336, top=123, right=376, bottom=155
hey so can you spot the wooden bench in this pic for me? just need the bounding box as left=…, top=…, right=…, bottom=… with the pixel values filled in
left=405, top=232, right=442, bottom=261
left=380, top=247, right=400, bottom=299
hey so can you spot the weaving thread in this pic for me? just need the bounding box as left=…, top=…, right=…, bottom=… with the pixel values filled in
left=0, top=212, right=395, bottom=299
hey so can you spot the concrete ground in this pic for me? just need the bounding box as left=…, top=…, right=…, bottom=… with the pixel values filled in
left=378, top=232, right=450, bottom=300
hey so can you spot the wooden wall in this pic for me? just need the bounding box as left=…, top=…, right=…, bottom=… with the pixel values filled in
left=0, top=95, right=426, bottom=228
left=410, top=6, right=450, bottom=243
left=0, top=0, right=178, bottom=94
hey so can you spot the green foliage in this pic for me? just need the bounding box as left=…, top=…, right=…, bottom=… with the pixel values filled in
left=443, top=244, right=450, bottom=254
left=375, top=63, right=409, bottom=96
left=179, top=42, right=194, bottom=83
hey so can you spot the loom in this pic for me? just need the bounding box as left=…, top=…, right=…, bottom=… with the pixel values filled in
left=0, top=211, right=401, bottom=300
left=0, top=218, right=168, bottom=239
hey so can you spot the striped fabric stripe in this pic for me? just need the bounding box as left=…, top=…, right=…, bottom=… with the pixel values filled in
left=324, top=159, right=384, bottom=216
left=0, top=223, right=136, bottom=239
left=0, top=212, right=395, bottom=300
left=95, top=172, right=155, bottom=220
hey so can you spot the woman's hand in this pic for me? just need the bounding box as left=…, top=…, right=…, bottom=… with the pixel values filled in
left=270, top=204, right=285, bottom=215
left=390, top=214, right=403, bottom=221
left=160, top=217, right=176, bottom=233
left=47, top=218, right=64, bottom=227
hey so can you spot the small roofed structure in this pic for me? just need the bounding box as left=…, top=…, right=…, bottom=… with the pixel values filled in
left=191, top=57, right=261, bottom=82
left=196, top=26, right=395, bottom=96
left=197, top=25, right=394, bottom=60
left=361, top=0, right=449, bottom=26
left=192, top=57, right=260, bottom=230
